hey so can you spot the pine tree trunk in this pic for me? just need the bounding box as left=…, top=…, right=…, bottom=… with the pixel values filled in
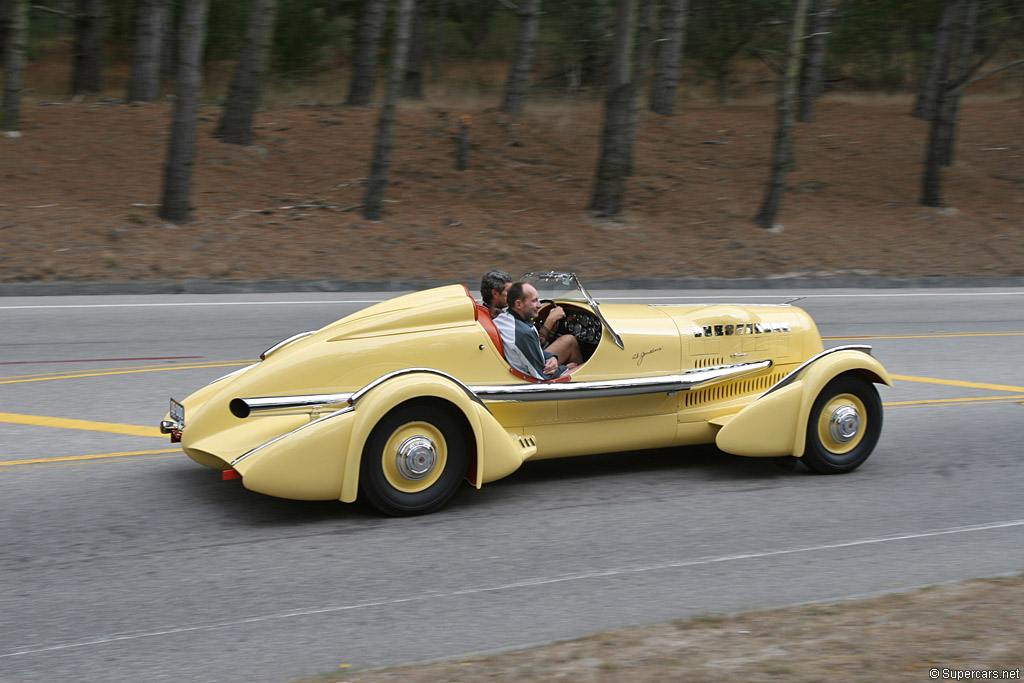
left=940, top=0, right=978, bottom=166
left=1, top=0, right=27, bottom=133
left=0, top=0, right=12, bottom=59
left=590, top=0, right=637, bottom=218
left=363, top=0, right=416, bottom=220
left=921, top=91, right=951, bottom=206
left=625, top=0, right=654, bottom=175
left=214, top=0, right=279, bottom=145
left=912, top=0, right=961, bottom=120
left=500, top=0, right=542, bottom=116
left=127, top=0, right=169, bottom=102
left=649, top=0, right=689, bottom=116
left=797, top=0, right=833, bottom=123
left=402, top=0, right=431, bottom=99
left=159, top=0, right=209, bottom=224
left=72, top=0, right=107, bottom=95
left=753, top=0, right=809, bottom=230
left=431, top=0, right=448, bottom=83
left=346, top=0, right=388, bottom=106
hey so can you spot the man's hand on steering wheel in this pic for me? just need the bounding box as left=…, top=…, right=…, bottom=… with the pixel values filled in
left=538, top=299, right=564, bottom=344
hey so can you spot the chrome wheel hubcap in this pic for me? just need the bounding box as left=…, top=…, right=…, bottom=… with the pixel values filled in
left=829, top=405, right=861, bottom=443
left=396, top=436, right=437, bottom=480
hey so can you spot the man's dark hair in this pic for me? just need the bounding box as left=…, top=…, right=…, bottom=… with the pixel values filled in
left=506, top=281, right=529, bottom=310
left=480, top=269, right=511, bottom=305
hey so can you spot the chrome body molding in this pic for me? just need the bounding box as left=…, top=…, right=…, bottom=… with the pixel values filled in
left=469, top=360, right=772, bottom=402
left=230, top=368, right=489, bottom=419
left=759, top=345, right=873, bottom=399
left=230, top=405, right=354, bottom=467
left=208, top=362, right=260, bottom=386
left=260, top=330, right=317, bottom=361
left=231, top=392, right=354, bottom=418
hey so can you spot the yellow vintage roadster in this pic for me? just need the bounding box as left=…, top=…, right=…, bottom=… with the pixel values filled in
left=162, top=272, right=891, bottom=516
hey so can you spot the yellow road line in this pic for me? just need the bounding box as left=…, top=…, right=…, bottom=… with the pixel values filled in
left=0, top=448, right=180, bottom=467
left=0, top=361, right=252, bottom=385
left=885, top=395, right=1024, bottom=407
left=891, top=374, right=1024, bottom=393
left=0, top=412, right=164, bottom=437
left=824, top=332, right=1024, bottom=341
left=0, top=360, right=256, bottom=382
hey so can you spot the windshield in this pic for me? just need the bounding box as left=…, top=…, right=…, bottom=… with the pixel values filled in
left=520, top=272, right=624, bottom=349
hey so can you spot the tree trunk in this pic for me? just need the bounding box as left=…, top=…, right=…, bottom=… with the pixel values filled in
left=363, top=0, right=416, bottom=220
left=346, top=0, right=388, bottom=106
left=431, top=0, right=447, bottom=83
left=912, top=0, right=961, bottom=120
left=921, top=0, right=979, bottom=206
left=213, top=0, right=279, bottom=145
left=499, top=0, right=542, bottom=116
left=625, top=0, right=654, bottom=174
left=590, top=0, right=637, bottom=218
left=940, top=0, right=978, bottom=166
left=402, top=0, right=430, bottom=99
left=0, top=0, right=12, bottom=58
left=127, top=0, right=170, bottom=102
left=753, top=0, right=809, bottom=230
left=72, top=0, right=107, bottom=96
left=159, top=0, right=209, bottom=224
left=649, top=0, right=689, bottom=116
left=1, top=0, right=27, bottom=133
left=797, top=0, right=833, bottom=123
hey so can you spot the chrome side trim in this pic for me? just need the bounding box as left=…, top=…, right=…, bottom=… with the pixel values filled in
left=231, top=368, right=490, bottom=419
left=470, top=360, right=772, bottom=402
left=231, top=392, right=354, bottom=418
left=759, top=345, right=873, bottom=399
left=260, top=330, right=316, bottom=360
left=231, top=406, right=354, bottom=467
left=232, top=362, right=774, bottom=417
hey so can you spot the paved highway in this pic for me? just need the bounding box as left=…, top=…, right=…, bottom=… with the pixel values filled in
left=1, top=287, right=1022, bottom=682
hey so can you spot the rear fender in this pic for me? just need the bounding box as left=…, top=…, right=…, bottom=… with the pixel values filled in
left=716, top=347, right=892, bottom=458
left=339, top=371, right=526, bottom=503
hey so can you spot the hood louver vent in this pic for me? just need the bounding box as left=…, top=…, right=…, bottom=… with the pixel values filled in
left=683, top=371, right=786, bottom=408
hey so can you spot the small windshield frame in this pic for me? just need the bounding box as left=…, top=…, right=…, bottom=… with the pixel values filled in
left=520, top=272, right=624, bottom=349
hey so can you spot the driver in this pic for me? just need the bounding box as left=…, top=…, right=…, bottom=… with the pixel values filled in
left=501, top=282, right=581, bottom=380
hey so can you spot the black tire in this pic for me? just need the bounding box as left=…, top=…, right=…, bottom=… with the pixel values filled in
left=802, top=374, right=882, bottom=474
left=359, top=403, right=468, bottom=516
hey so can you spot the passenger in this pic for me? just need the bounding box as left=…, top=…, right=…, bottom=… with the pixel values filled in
left=479, top=269, right=512, bottom=319
left=501, top=282, right=581, bottom=380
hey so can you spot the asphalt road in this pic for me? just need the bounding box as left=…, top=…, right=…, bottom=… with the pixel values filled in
left=1, top=287, right=1023, bottom=682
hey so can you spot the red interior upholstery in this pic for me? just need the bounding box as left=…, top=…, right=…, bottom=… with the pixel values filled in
left=473, top=300, right=505, bottom=357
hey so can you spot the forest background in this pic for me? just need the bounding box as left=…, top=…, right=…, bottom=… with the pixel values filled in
left=0, top=0, right=1022, bottom=286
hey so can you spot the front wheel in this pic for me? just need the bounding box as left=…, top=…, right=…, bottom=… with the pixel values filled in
left=359, top=403, right=468, bottom=516
left=802, top=374, right=882, bottom=474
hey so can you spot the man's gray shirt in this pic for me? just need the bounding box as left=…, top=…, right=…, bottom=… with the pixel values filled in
left=495, top=309, right=566, bottom=380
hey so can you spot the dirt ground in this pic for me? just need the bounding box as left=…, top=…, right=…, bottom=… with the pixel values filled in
left=2, top=93, right=1022, bottom=285
left=307, top=574, right=1024, bottom=682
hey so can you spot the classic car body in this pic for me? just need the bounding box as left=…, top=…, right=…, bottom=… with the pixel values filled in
left=162, top=273, right=892, bottom=515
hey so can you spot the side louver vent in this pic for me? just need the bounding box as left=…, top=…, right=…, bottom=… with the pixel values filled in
left=682, top=371, right=786, bottom=408
left=693, top=356, right=726, bottom=368
left=518, top=436, right=536, bottom=449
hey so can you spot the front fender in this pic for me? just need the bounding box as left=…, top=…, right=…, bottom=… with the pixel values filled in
left=716, top=347, right=892, bottom=458
left=339, top=371, right=529, bottom=503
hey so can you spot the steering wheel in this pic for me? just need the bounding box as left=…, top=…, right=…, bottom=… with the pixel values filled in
left=538, top=299, right=566, bottom=336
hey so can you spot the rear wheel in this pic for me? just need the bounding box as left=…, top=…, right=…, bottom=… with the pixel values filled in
left=802, top=374, right=882, bottom=474
left=359, top=403, right=467, bottom=516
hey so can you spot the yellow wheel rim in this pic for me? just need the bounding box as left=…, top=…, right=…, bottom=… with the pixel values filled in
left=817, top=393, right=867, bottom=454
left=380, top=421, right=448, bottom=494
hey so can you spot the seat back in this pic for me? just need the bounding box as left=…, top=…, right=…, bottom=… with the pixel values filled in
left=474, top=302, right=504, bottom=357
